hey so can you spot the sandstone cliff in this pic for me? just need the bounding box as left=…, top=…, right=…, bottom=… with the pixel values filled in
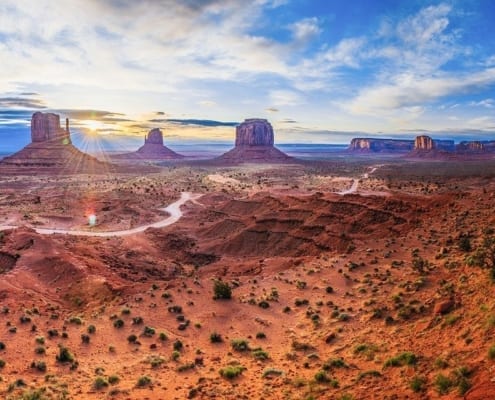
left=348, top=138, right=414, bottom=153
left=414, top=135, right=435, bottom=151
left=218, top=118, right=291, bottom=163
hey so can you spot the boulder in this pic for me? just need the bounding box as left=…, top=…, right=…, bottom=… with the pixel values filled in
left=433, top=299, right=454, bottom=315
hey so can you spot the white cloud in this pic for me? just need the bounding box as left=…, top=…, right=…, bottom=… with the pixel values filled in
left=469, top=99, right=495, bottom=108
left=269, top=90, right=303, bottom=106
left=290, top=17, right=321, bottom=43
left=345, top=68, right=495, bottom=115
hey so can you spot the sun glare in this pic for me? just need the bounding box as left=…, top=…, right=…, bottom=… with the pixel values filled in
left=83, top=120, right=103, bottom=133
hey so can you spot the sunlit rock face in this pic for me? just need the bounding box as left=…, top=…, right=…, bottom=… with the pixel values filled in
left=0, top=113, right=110, bottom=172
left=145, top=128, right=164, bottom=145
left=414, top=135, right=435, bottom=151
left=235, top=119, right=274, bottom=146
left=31, top=112, right=71, bottom=143
left=218, top=118, right=291, bottom=163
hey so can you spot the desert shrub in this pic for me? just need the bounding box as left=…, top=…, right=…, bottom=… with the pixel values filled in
left=231, top=339, right=250, bottom=352
left=256, top=332, right=266, bottom=339
left=81, top=334, right=90, bottom=344
left=35, top=336, right=45, bottom=345
left=410, top=375, right=426, bottom=392
left=136, top=375, right=152, bottom=387
left=0, top=359, right=5, bottom=368
left=159, top=332, right=168, bottom=341
left=132, top=316, right=144, bottom=325
left=357, top=370, right=382, bottom=381
left=68, top=316, right=82, bottom=325
left=35, top=346, right=45, bottom=355
left=252, top=348, right=269, bottom=360
left=0, top=342, right=5, bottom=350
left=148, top=355, right=165, bottom=368
left=171, top=350, right=180, bottom=361
left=173, top=340, right=183, bottom=351
left=87, top=325, right=96, bottom=334
left=143, top=326, right=155, bottom=337
left=210, top=332, right=223, bottom=343
left=219, top=365, right=245, bottom=379
left=113, top=319, right=124, bottom=328
left=262, top=368, right=284, bottom=378
left=489, top=344, right=495, bottom=359
left=121, top=307, right=131, bottom=315
left=93, top=376, right=109, bottom=390
left=435, top=373, right=453, bottom=394
left=384, top=352, right=417, bottom=367
left=458, top=236, right=472, bottom=252
left=213, top=280, right=232, bottom=300
left=314, top=370, right=330, bottom=383
left=258, top=300, right=269, bottom=309
left=127, top=334, right=138, bottom=343
left=323, top=358, right=347, bottom=370
left=108, top=375, right=120, bottom=385
left=56, top=345, right=74, bottom=363
left=177, top=362, right=195, bottom=372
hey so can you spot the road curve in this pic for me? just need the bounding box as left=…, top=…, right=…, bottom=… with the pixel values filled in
left=0, top=192, right=202, bottom=237
left=338, top=165, right=381, bottom=195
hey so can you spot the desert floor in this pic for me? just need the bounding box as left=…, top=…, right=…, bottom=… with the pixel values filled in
left=1, top=158, right=495, bottom=399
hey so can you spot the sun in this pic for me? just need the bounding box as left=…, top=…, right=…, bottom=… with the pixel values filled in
left=83, top=119, right=103, bottom=133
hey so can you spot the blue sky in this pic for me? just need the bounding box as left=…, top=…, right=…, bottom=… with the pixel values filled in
left=1, top=0, right=495, bottom=152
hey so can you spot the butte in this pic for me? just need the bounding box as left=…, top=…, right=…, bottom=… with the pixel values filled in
left=112, top=128, right=184, bottom=160
left=0, top=112, right=112, bottom=173
left=217, top=118, right=291, bottom=162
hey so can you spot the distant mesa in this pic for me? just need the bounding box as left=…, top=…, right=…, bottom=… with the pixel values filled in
left=0, top=112, right=111, bottom=173
left=218, top=118, right=291, bottom=162
left=349, top=138, right=413, bottom=153
left=112, top=128, right=184, bottom=160
left=414, top=135, right=434, bottom=151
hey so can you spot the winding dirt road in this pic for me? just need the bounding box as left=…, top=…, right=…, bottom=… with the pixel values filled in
left=0, top=192, right=202, bottom=237
left=338, top=166, right=381, bottom=195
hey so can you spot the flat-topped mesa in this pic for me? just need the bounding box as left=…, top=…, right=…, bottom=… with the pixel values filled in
left=348, top=138, right=414, bottom=153
left=414, top=135, right=435, bottom=151
left=31, top=112, right=71, bottom=144
left=457, top=141, right=485, bottom=152
left=218, top=118, right=291, bottom=163
left=235, top=118, right=274, bottom=146
left=0, top=112, right=112, bottom=173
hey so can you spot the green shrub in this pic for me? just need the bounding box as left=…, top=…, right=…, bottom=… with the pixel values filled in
left=410, top=375, right=426, bottom=392
left=213, top=280, right=232, bottom=300
left=159, top=332, right=168, bottom=341
left=231, top=339, right=250, bottom=352
left=108, top=375, right=120, bottom=385
left=210, top=332, right=223, bottom=343
left=93, top=376, right=109, bottom=390
left=56, top=345, right=74, bottom=363
left=113, top=319, right=124, bottom=328
left=384, top=352, right=417, bottom=367
left=87, top=325, right=96, bottom=334
left=435, top=373, right=453, bottom=394
left=489, top=344, right=495, bottom=359
left=262, top=368, right=284, bottom=378
left=252, top=349, right=269, bottom=360
left=136, top=375, right=152, bottom=387
left=219, top=365, right=245, bottom=379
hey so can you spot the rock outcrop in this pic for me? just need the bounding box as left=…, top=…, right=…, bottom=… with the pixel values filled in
left=457, top=141, right=485, bottom=153
left=348, top=138, right=414, bottom=153
left=112, top=128, right=184, bottom=160
left=0, top=112, right=111, bottom=173
left=235, top=118, right=274, bottom=146
left=218, top=118, right=291, bottom=163
left=414, top=135, right=435, bottom=151
left=31, top=112, right=71, bottom=143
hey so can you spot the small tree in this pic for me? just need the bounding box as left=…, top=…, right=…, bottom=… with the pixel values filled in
left=213, top=280, right=232, bottom=300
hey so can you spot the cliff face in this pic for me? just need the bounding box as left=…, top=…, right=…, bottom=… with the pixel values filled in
left=0, top=113, right=109, bottom=172
left=457, top=141, right=484, bottom=152
left=218, top=118, right=290, bottom=163
left=414, top=135, right=435, bottom=151
left=31, top=112, right=71, bottom=144
left=145, top=128, right=164, bottom=145
left=235, top=119, right=274, bottom=146
left=348, top=138, right=413, bottom=153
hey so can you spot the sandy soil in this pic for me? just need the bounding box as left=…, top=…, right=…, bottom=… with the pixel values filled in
left=0, top=160, right=495, bottom=399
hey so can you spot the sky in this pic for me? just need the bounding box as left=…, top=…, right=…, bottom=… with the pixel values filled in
left=1, top=0, right=495, bottom=152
